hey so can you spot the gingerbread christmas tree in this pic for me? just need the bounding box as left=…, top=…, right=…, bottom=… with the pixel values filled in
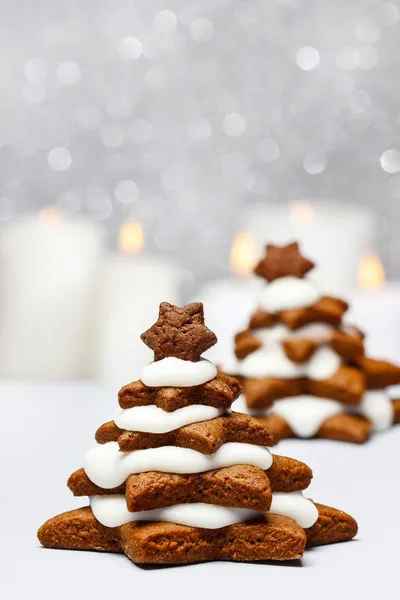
left=228, top=242, right=400, bottom=444
left=38, top=302, right=357, bottom=564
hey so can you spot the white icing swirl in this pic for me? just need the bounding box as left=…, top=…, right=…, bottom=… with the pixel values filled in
left=270, top=396, right=343, bottom=438
left=84, top=442, right=273, bottom=489
left=90, top=492, right=318, bottom=529
left=259, top=276, right=320, bottom=313
left=115, top=404, right=223, bottom=434
left=239, top=346, right=340, bottom=381
left=356, top=390, right=394, bottom=432
left=141, top=357, right=217, bottom=388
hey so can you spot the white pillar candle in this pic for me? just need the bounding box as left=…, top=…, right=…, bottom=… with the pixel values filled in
left=193, top=231, right=261, bottom=364
left=344, top=255, right=400, bottom=363
left=0, top=209, right=104, bottom=380
left=89, top=220, right=181, bottom=391
left=347, top=283, right=400, bottom=363
left=193, top=277, right=262, bottom=365
left=242, top=200, right=375, bottom=294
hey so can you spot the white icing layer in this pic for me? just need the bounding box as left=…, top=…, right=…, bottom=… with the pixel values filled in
left=259, top=276, right=320, bottom=313
left=84, top=442, right=273, bottom=489
left=90, top=492, right=318, bottom=529
left=239, top=346, right=340, bottom=381
left=269, top=492, right=318, bottom=529
left=289, top=322, right=334, bottom=340
left=91, top=496, right=259, bottom=529
left=115, top=404, right=222, bottom=434
left=254, top=322, right=333, bottom=348
left=141, top=357, right=217, bottom=388
left=271, top=396, right=343, bottom=438
left=357, top=390, right=394, bottom=432
left=240, top=346, right=303, bottom=379
left=253, top=324, right=293, bottom=348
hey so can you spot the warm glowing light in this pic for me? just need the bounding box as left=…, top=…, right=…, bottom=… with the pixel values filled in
left=358, top=253, right=385, bottom=290
left=39, top=206, right=62, bottom=227
left=289, top=202, right=315, bottom=226
left=230, top=230, right=258, bottom=277
left=119, top=219, right=145, bottom=255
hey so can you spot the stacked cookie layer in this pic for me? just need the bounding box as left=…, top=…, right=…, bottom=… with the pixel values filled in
left=38, top=302, right=357, bottom=565
left=228, top=243, right=400, bottom=443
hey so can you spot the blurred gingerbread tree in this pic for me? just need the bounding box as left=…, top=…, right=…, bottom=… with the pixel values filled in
left=230, top=242, right=400, bottom=443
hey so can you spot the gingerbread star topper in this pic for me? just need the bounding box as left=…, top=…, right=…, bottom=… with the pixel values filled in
left=141, top=302, right=217, bottom=362
left=254, top=242, right=315, bottom=282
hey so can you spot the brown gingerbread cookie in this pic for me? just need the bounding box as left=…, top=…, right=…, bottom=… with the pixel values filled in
left=38, top=502, right=357, bottom=564
left=306, top=503, right=358, bottom=547
left=279, top=296, right=349, bottom=330
left=254, top=242, right=314, bottom=282
left=259, top=413, right=372, bottom=445
left=141, top=302, right=217, bottom=361
left=68, top=454, right=313, bottom=503
left=114, top=412, right=274, bottom=454
left=356, top=356, right=400, bottom=389
left=393, top=399, right=400, bottom=424
left=118, top=372, right=241, bottom=412
left=304, top=365, right=365, bottom=405
left=236, top=327, right=363, bottom=363
left=240, top=365, right=365, bottom=410
left=248, top=297, right=348, bottom=331
left=234, top=329, right=263, bottom=360
left=281, top=338, right=318, bottom=363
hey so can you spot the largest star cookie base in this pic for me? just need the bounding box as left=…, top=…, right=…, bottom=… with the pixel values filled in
left=38, top=504, right=357, bottom=565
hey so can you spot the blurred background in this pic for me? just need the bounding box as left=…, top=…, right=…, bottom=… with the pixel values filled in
left=0, top=0, right=399, bottom=388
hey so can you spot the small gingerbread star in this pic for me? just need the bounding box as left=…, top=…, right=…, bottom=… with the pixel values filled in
left=141, top=302, right=217, bottom=362
left=254, top=242, right=314, bottom=282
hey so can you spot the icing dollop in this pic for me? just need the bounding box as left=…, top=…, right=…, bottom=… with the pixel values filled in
left=90, top=492, right=318, bottom=529
left=269, top=492, right=319, bottom=528
left=141, top=356, right=217, bottom=388
left=231, top=394, right=251, bottom=415
left=270, top=396, right=343, bottom=438
left=306, top=346, right=341, bottom=381
left=259, top=276, right=320, bottom=313
left=84, top=441, right=273, bottom=489
left=357, top=390, right=394, bottom=432
left=240, top=346, right=303, bottom=379
left=115, top=404, right=223, bottom=434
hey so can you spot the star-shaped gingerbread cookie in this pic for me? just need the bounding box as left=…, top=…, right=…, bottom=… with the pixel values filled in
left=254, top=242, right=315, bottom=282
left=141, top=302, right=217, bottom=362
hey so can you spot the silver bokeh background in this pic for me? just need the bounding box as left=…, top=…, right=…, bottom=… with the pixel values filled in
left=1, top=0, right=400, bottom=290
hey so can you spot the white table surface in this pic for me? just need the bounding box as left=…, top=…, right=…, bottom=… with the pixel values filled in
left=1, top=380, right=399, bottom=600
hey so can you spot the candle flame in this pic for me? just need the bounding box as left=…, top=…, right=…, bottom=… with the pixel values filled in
left=289, top=201, right=314, bottom=226
left=119, top=219, right=145, bottom=255
left=39, top=206, right=62, bottom=227
left=230, top=230, right=258, bottom=277
left=358, top=253, right=385, bottom=290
